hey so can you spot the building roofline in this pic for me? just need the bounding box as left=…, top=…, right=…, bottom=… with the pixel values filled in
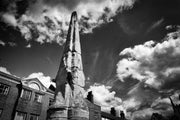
left=46, top=88, right=55, bottom=94
left=22, top=78, right=47, bottom=89
left=0, top=71, right=21, bottom=82
left=0, top=71, right=54, bottom=96
left=22, top=78, right=56, bottom=95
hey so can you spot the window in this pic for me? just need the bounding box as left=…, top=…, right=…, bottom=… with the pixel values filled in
left=29, top=83, right=40, bottom=90
left=0, top=83, right=9, bottom=95
left=14, top=111, right=26, bottom=120
left=0, top=109, right=3, bottom=117
left=34, top=93, right=42, bottom=103
left=49, top=98, right=54, bottom=106
left=30, top=114, right=39, bottom=120
left=20, top=89, right=31, bottom=100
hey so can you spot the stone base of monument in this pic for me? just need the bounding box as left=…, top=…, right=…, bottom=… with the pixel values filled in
left=68, top=107, right=89, bottom=120
left=47, top=106, right=89, bottom=120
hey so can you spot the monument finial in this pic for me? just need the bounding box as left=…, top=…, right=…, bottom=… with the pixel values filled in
left=63, top=10, right=81, bottom=57
left=72, top=11, right=77, bottom=18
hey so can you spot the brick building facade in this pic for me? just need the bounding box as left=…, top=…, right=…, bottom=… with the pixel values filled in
left=0, top=71, right=21, bottom=120
left=0, top=71, right=54, bottom=120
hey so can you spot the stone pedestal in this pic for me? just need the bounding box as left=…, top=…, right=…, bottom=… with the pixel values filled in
left=47, top=106, right=89, bottom=120
left=47, top=106, right=67, bottom=120
left=68, top=107, right=89, bottom=120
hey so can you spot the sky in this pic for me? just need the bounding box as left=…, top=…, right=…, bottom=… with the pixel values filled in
left=0, top=0, right=180, bottom=120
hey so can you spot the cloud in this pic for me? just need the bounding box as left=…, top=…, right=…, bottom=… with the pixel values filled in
left=131, top=108, right=157, bottom=120
left=0, top=68, right=54, bottom=88
left=151, top=97, right=171, bottom=112
left=25, top=44, right=31, bottom=48
left=0, top=0, right=137, bottom=45
left=1, top=13, right=17, bottom=27
left=122, top=82, right=159, bottom=113
left=8, top=42, right=17, bottom=47
left=116, top=29, right=180, bottom=119
left=0, top=40, right=17, bottom=47
left=146, top=18, right=164, bottom=34
left=0, top=66, right=20, bottom=78
left=130, top=96, right=175, bottom=120
left=166, top=25, right=180, bottom=31
left=24, top=72, right=55, bottom=88
left=123, top=97, right=141, bottom=110
left=0, top=40, right=5, bottom=46
left=152, top=90, right=180, bottom=110
left=117, top=29, right=180, bottom=89
left=18, top=22, right=32, bottom=41
left=86, top=84, right=123, bottom=113
left=0, top=66, right=11, bottom=75
left=118, top=17, right=138, bottom=35
left=124, top=88, right=179, bottom=120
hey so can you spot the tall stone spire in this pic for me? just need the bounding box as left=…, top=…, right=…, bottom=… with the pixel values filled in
left=47, top=11, right=89, bottom=120
left=56, top=11, right=84, bottom=89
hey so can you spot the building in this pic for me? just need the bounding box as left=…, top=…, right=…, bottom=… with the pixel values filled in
left=0, top=71, right=21, bottom=120
left=0, top=71, right=54, bottom=120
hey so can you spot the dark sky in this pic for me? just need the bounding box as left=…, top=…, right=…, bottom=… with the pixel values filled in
left=0, top=0, right=180, bottom=119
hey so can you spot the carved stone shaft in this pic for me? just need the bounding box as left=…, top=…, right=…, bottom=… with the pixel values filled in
left=47, top=11, right=89, bottom=120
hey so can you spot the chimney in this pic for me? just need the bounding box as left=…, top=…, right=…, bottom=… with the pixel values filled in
left=87, top=91, right=94, bottom=103
left=110, top=107, right=116, bottom=116
left=120, top=111, right=125, bottom=120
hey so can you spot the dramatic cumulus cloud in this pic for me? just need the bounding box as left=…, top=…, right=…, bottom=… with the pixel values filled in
left=24, top=72, right=55, bottom=88
left=0, top=66, right=11, bottom=75
left=116, top=27, right=180, bottom=119
left=86, top=84, right=123, bottom=113
left=117, top=29, right=180, bottom=89
left=0, top=0, right=136, bottom=45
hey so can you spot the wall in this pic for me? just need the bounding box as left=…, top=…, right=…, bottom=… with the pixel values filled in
left=0, top=72, right=21, bottom=120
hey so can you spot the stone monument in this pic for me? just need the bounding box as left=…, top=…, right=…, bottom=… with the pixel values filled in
left=47, top=11, right=89, bottom=120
